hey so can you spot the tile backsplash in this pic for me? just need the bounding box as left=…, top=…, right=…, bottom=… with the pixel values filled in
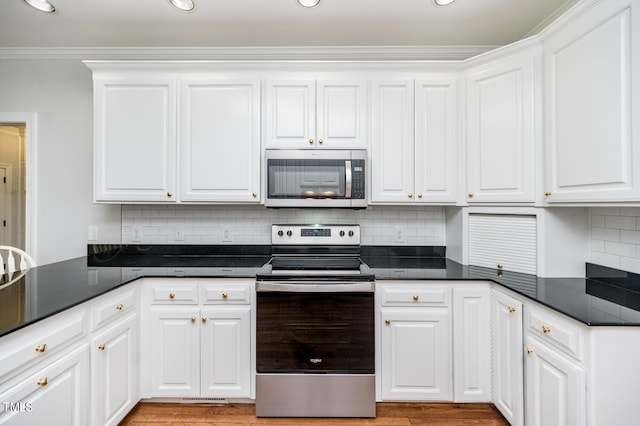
left=122, top=205, right=446, bottom=246
left=591, top=207, right=640, bottom=274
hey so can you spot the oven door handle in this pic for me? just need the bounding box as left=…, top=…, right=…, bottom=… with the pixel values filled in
left=256, top=281, right=374, bottom=293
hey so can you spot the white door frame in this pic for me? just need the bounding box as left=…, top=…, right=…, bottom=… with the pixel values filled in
left=0, top=112, right=37, bottom=263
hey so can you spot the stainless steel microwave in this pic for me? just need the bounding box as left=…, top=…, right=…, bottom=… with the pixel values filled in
left=264, top=149, right=367, bottom=208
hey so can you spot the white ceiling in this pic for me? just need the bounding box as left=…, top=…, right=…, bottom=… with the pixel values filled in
left=1, top=0, right=580, bottom=49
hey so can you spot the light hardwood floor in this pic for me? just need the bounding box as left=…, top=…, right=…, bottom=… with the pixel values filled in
left=119, top=402, right=510, bottom=425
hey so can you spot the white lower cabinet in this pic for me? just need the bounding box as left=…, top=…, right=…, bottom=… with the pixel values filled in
left=492, top=289, right=524, bottom=426
left=145, top=279, right=253, bottom=399
left=0, top=344, right=90, bottom=426
left=91, top=314, right=138, bottom=426
left=452, top=286, right=491, bottom=402
left=524, top=335, right=586, bottom=426
left=378, top=282, right=451, bottom=401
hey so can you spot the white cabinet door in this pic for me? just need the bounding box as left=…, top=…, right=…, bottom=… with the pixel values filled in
left=316, top=80, right=368, bottom=149
left=91, top=314, right=138, bottom=426
left=264, top=80, right=367, bottom=149
left=149, top=308, right=200, bottom=397
left=200, top=307, right=251, bottom=397
left=452, top=286, right=491, bottom=402
left=94, top=80, right=177, bottom=202
left=492, top=290, right=524, bottom=426
left=263, top=80, right=316, bottom=149
left=542, top=0, right=640, bottom=202
left=0, top=345, right=90, bottom=426
left=370, top=80, right=415, bottom=203
left=524, top=336, right=586, bottom=426
left=465, top=51, right=537, bottom=203
left=415, top=77, right=459, bottom=204
left=180, top=80, right=261, bottom=202
left=380, top=308, right=450, bottom=400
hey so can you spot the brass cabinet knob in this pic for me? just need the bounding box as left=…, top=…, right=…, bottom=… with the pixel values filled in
left=413, top=295, right=419, bottom=301
left=508, top=306, right=516, bottom=313
left=468, top=192, right=474, bottom=198
left=542, top=325, right=551, bottom=334
left=116, top=304, right=124, bottom=311
left=318, top=139, right=323, bottom=145
left=408, top=193, right=413, bottom=199
left=35, top=344, right=47, bottom=353
left=98, top=343, right=106, bottom=351
left=37, top=378, right=48, bottom=387
left=222, top=293, right=228, bottom=299
left=525, top=347, right=534, bottom=355
left=497, top=264, right=504, bottom=269
left=190, top=317, right=196, bottom=323
left=201, top=316, right=207, bottom=324
left=385, top=319, right=391, bottom=325
left=169, top=293, right=175, bottom=299
left=544, top=191, right=552, bottom=197
left=252, top=192, right=257, bottom=198
left=167, top=192, right=173, bottom=197
left=417, top=193, right=423, bottom=199
left=309, top=139, right=314, bottom=145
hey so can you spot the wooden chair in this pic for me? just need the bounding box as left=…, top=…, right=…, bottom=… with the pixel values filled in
left=0, top=245, right=35, bottom=276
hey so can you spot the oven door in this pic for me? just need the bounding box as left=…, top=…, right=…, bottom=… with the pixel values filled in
left=256, top=287, right=374, bottom=374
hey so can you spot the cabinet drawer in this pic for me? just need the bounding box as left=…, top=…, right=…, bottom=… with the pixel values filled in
left=379, top=284, right=449, bottom=307
left=150, top=283, right=199, bottom=304
left=526, top=305, right=584, bottom=361
left=0, top=310, right=87, bottom=381
left=201, top=282, right=252, bottom=304
left=91, top=288, right=136, bottom=330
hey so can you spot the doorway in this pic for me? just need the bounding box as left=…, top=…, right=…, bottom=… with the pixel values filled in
left=0, top=126, right=25, bottom=249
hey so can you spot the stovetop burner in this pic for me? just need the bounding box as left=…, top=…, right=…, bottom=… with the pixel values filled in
left=256, top=224, right=374, bottom=282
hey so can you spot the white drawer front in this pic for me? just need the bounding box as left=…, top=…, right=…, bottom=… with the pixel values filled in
left=91, top=288, right=136, bottom=330
left=379, top=284, right=449, bottom=307
left=150, top=284, right=199, bottom=304
left=0, top=310, right=87, bottom=381
left=526, top=305, right=584, bottom=361
left=201, top=282, right=252, bottom=304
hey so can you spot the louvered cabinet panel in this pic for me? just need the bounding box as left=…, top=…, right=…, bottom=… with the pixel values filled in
left=468, top=214, right=537, bottom=275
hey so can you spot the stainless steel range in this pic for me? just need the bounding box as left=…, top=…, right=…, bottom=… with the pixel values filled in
left=255, top=224, right=375, bottom=418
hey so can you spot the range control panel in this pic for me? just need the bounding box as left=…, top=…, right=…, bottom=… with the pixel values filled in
left=271, top=224, right=361, bottom=245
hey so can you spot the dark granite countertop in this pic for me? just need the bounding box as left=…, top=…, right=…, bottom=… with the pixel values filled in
left=1, top=245, right=640, bottom=338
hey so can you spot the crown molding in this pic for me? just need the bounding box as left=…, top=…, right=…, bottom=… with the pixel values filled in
left=0, top=45, right=497, bottom=61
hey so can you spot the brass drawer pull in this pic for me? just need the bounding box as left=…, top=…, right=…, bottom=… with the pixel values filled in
left=37, top=377, right=48, bottom=387
left=116, top=304, right=124, bottom=311
left=542, top=325, right=551, bottom=334
left=222, top=293, right=228, bottom=299
left=508, top=306, right=516, bottom=313
left=190, top=317, right=196, bottom=323
left=35, top=344, right=47, bottom=353
left=169, top=293, right=175, bottom=299
left=413, top=295, right=419, bottom=301
left=385, top=319, right=391, bottom=325
left=98, top=343, right=106, bottom=351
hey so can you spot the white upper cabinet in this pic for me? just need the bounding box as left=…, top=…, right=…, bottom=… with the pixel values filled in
left=88, top=62, right=262, bottom=204
left=263, top=79, right=367, bottom=149
left=371, top=77, right=458, bottom=204
left=93, top=79, right=177, bottom=202
left=542, top=0, right=640, bottom=203
left=415, top=77, right=459, bottom=203
left=464, top=48, right=538, bottom=204
left=180, top=80, right=260, bottom=202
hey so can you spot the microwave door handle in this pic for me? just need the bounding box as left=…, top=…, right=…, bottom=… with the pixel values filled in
left=345, top=160, right=352, bottom=198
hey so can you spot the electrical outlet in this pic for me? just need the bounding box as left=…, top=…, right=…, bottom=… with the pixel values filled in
left=88, top=226, right=98, bottom=241
left=222, top=228, right=233, bottom=242
left=132, top=226, right=143, bottom=242
left=174, top=228, right=184, bottom=241
left=394, top=227, right=405, bottom=243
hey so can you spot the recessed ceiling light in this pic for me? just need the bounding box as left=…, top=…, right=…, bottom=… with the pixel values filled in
left=169, top=0, right=195, bottom=11
left=297, top=0, right=320, bottom=8
left=434, top=0, right=456, bottom=5
left=23, top=0, right=56, bottom=13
